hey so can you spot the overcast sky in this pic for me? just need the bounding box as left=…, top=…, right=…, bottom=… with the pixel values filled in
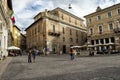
left=12, top=0, right=120, bottom=31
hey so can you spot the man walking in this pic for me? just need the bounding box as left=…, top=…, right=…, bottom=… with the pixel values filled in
left=32, top=48, right=36, bottom=63
left=28, top=49, right=32, bottom=63
left=70, top=48, right=75, bottom=60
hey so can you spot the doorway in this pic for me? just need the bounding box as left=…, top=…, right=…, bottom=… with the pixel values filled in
left=63, top=45, right=66, bottom=54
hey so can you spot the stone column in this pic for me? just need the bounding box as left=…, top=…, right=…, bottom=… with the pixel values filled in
left=109, top=38, right=111, bottom=43
left=104, top=39, right=106, bottom=44
left=99, top=39, right=101, bottom=44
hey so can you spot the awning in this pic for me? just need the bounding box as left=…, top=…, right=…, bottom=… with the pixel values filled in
left=7, top=46, right=20, bottom=50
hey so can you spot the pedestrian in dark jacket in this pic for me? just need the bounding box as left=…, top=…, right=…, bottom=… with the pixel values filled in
left=32, top=49, right=36, bottom=63
left=28, top=49, right=32, bottom=63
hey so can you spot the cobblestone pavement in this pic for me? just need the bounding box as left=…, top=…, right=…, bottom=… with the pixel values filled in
left=1, top=54, right=120, bottom=80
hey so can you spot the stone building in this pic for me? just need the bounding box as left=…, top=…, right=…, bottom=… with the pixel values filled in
left=12, top=25, right=21, bottom=48
left=26, top=7, right=86, bottom=54
left=0, top=0, right=13, bottom=58
left=84, top=3, right=120, bottom=52
left=20, top=33, right=26, bottom=51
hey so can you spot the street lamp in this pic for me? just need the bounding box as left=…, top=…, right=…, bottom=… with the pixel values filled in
left=68, top=4, right=72, bottom=9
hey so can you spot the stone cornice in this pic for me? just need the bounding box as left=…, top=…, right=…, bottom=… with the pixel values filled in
left=53, top=7, right=84, bottom=21
left=84, top=3, right=120, bottom=18
left=26, top=15, right=86, bottom=32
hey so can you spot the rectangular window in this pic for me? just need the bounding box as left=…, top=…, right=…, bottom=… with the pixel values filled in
left=105, top=38, right=109, bottom=43
left=108, top=12, right=112, bottom=17
left=53, top=25, right=55, bottom=32
left=118, top=9, right=120, bottom=15
left=111, top=37, right=115, bottom=43
left=90, top=28, right=93, bottom=34
left=91, top=40, right=94, bottom=45
left=109, top=23, right=113, bottom=31
left=98, top=25, right=102, bottom=34
left=96, top=40, right=99, bottom=44
left=97, top=15, right=101, bottom=20
left=100, top=39, right=104, bottom=44
left=89, top=18, right=92, bottom=23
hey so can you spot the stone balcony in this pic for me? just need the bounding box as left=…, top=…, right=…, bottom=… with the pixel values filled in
left=48, top=30, right=60, bottom=37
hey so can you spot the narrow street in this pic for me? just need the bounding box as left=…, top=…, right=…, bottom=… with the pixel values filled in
left=1, top=54, right=120, bottom=80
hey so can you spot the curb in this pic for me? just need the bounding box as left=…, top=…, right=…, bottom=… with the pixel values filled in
left=0, top=57, right=12, bottom=78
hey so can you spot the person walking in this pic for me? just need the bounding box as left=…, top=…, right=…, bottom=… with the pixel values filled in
left=32, top=48, right=36, bottom=63
left=43, top=48, right=46, bottom=56
left=70, top=48, right=75, bottom=60
left=28, top=49, right=32, bottom=63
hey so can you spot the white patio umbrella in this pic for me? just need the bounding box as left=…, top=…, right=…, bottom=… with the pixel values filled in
left=7, top=46, right=20, bottom=50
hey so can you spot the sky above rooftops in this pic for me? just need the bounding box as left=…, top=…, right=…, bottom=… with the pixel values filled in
left=12, top=0, right=120, bottom=32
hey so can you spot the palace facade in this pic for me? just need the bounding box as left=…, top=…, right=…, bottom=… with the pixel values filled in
left=26, top=7, right=87, bottom=54
left=84, top=3, right=120, bottom=52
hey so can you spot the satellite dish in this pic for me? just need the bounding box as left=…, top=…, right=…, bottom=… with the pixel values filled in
left=68, top=4, right=72, bottom=9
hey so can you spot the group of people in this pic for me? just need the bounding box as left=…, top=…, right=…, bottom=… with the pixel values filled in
left=27, top=47, right=51, bottom=63
left=27, top=47, right=77, bottom=62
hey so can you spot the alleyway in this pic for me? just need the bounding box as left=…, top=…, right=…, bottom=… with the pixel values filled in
left=1, top=54, right=120, bottom=80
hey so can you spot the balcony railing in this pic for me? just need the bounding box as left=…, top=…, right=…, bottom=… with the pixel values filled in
left=114, top=28, right=120, bottom=33
left=48, top=30, right=60, bottom=37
